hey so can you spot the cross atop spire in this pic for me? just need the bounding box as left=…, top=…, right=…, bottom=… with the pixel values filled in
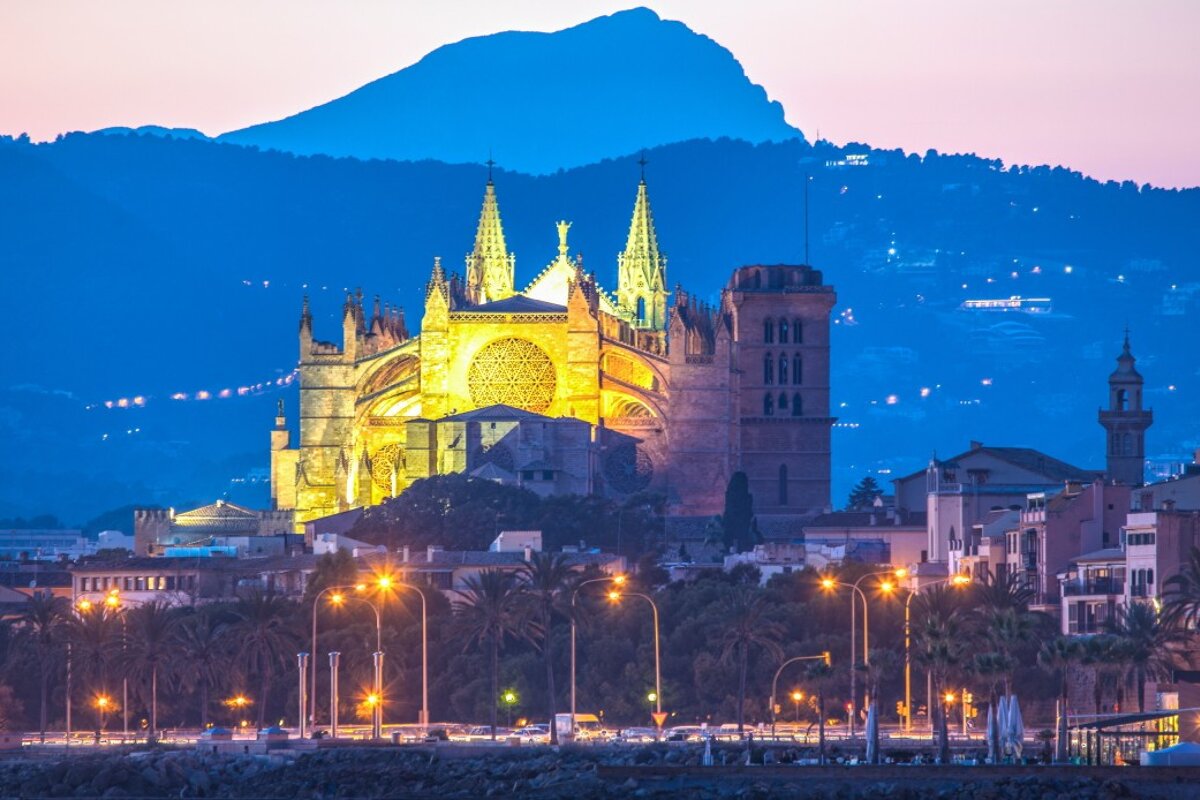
left=486, top=150, right=495, bottom=183
left=638, top=150, right=648, bottom=183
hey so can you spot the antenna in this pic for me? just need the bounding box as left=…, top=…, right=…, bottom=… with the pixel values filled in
left=804, top=173, right=811, bottom=265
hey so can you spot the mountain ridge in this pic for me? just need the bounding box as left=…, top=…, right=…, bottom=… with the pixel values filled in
left=216, top=7, right=800, bottom=173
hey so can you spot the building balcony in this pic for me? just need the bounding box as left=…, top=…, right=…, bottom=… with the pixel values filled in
left=1062, top=578, right=1124, bottom=597
left=1129, top=584, right=1153, bottom=598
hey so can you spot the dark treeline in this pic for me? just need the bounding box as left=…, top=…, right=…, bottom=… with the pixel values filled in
left=4, top=548, right=1198, bottom=745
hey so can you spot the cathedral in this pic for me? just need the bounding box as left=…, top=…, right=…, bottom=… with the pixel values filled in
left=270, top=173, right=837, bottom=531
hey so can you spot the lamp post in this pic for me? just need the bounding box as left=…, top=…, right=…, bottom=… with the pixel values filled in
left=297, top=652, right=309, bottom=739
left=819, top=570, right=902, bottom=737
left=311, top=583, right=384, bottom=733
left=570, top=573, right=625, bottom=740
left=328, top=652, right=340, bottom=739
left=792, top=691, right=803, bottom=723
left=607, top=589, right=661, bottom=729
left=388, top=577, right=430, bottom=727
left=903, top=573, right=971, bottom=733
left=769, top=651, right=831, bottom=739
left=502, top=690, right=518, bottom=729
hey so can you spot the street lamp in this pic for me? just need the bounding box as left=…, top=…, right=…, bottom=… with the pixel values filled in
left=311, top=583, right=385, bottom=736
left=379, top=575, right=431, bottom=728
left=570, top=573, right=625, bottom=739
left=607, top=589, right=662, bottom=726
left=818, top=568, right=903, bottom=738
left=769, top=651, right=831, bottom=738
left=903, top=573, right=971, bottom=732
left=791, top=690, right=804, bottom=723
left=502, top=690, right=518, bottom=728
left=72, top=589, right=131, bottom=741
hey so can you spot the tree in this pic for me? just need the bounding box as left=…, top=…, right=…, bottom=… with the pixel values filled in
left=846, top=476, right=883, bottom=510
left=9, top=594, right=69, bottom=742
left=721, top=472, right=756, bottom=553
left=717, top=585, right=783, bottom=732
left=1081, top=635, right=1124, bottom=714
left=912, top=589, right=968, bottom=764
left=303, top=549, right=360, bottom=603
left=453, top=570, right=529, bottom=740
left=120, top=601, right=180, bottom=741
left=1163, top=547, right=1200, bottom=629
left=519, top=552, right=574, bottom=744
left=230, top=590, right=299, bottom=729
left=173, top=609, right=229, bottom=728
left=1037, top=636, right=1084, bottom=716
left=67, top=606, right=122, bottom=738
left=1107, top=602, right=1181, bottom=712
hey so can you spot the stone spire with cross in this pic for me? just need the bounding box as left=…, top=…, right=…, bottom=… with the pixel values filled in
left=616, top=155, right=668, bottom=330
left=466, top=163, right=516, bottom=305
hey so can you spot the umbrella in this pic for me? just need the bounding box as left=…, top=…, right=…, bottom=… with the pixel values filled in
left=985, top=703, right=998, bottom=764
left=702, top=735, right=714, bottom=766
left=996, top=695, right=1010, bottom=761
left=1055, top=698, right=1069, bottom=763
left=1007, top=695, right=1025, bottom=762
left=865, top=702, right=879, bottom=764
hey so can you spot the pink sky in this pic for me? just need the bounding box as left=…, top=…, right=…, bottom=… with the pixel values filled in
left=2, top=0, right=1196, bottom=188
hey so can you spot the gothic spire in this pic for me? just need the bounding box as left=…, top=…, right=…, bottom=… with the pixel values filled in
left=616, top=169, right=668, bottom=330
left=466, top=175, right=515, bottom=304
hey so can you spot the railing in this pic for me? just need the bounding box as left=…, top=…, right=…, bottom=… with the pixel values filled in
left=1129, top=584, right=1152, bottom=598
left=1062, top=579, right=1124, bottom=596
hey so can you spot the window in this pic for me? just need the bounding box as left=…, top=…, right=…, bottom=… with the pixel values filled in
left=778, top=464, right=789, bottom=506
left=792, top=355, right=802, bottom=384
left=522, top=470, right=534, bottom=480
left=1116, top=389, right=1127, bottom=411
left=778, top=393, right=788, bottom=411
left=792, top=393, right=802, bottom=416
left=764, top=319, right=774, bottom=343
left=542, top=470, right=554, bottom=481
left=764, top=394, right=774, bottom=416
left=793, top=319, right=803, bottom=344
left=778, top=355, right=788, bottom=384
left=779, top=318, right=789, bottom=342
left=1121, top=433, right=1133, bottom=456
left=636, top=297, right=646, bottom=323
left=764, top=353, right=774, bottom=384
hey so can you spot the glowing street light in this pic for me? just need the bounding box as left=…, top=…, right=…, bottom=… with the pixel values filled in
left=904, top=573, right=972, bottom=732
left=646, top=691, right=658, bottom=704
left=570, top=573, right=627, bottom=739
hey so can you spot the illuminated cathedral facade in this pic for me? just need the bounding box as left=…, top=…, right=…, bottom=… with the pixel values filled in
left=270, top=175, right=836, bottom=530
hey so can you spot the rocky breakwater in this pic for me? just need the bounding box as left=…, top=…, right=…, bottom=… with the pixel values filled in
left=0, top=746, right=1190, bottom=799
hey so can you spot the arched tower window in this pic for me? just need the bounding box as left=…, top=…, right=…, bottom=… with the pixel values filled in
left=792, top=393, right=802, bottom=416
left=636, top=297, right=646, bottom=324
left=764, top=394, right=774, bottom=416
left=778, top=354, right=788, bottom=384
left=792, top=355, right=802, bottom=385
left=764, top=319, right=774, bottom=343
left=793, top=319, right=803, bottom=344
left=778, top=392, right=788, bottom=411
left=1121, top=433, right=1133, bottom=456
left=764, top=353, right=774, bottom=384
left=779, top=318, right=789, bottom=342
left=778, top=464, right=789, bottom=506
left=1116, top=388, right=1128, bottom=411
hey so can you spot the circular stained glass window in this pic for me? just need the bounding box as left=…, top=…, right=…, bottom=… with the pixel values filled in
left=467, top=337, right=557, bottom=413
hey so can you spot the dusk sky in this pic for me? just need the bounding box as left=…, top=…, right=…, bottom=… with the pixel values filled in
left=3, top=0, right=1197, bottom=188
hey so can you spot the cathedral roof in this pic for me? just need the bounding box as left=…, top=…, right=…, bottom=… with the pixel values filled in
left=464, top=295, right=566, bottom=314
left=440, top=404, right=555, bottom=423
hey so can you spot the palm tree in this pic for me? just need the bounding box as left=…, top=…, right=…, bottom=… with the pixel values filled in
left=120, top=601, right=180, bottom=741
left=519, top=552, right=573, bottom=744
left=718, top=584, right=783, bottom=733
left=10, top=594, right=69, bottom=742
left=230, top=590, right=299, bottom=729
left=912, top=588, right=968, bottom=764
left=1163, top=546, right=1200, bottom=629
left=67, top=606, right=122, bottom=738
left=1081, top=634, right=1124, bottom=714
left=1107, top=602, right=1181, bottom=712
left=453, top=569, right=529, bottom=740
left=1038, top=635, right=1084, bottom=716
left=804, top=660, right=837, bottom=765
left=173, top=609, right=229, bottom=728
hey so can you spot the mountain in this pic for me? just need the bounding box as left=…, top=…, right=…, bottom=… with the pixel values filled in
left=218, top=7, right=799, bottom=173
left=2, top=131, right=1198, bottom=524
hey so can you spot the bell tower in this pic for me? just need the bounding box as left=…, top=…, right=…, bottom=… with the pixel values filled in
left=1098, top=331, right=1152, bottom=485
